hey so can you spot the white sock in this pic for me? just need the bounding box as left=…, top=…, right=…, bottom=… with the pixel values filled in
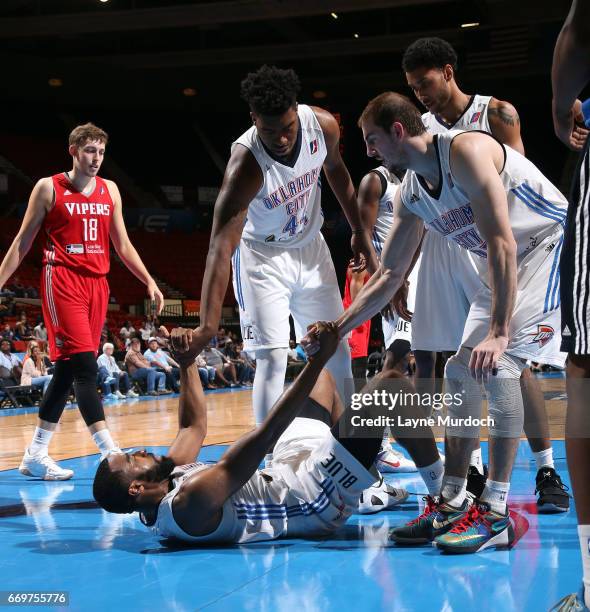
left=578, top=525, right=590, bottom=608
left=381, top=428, right=391, bottom=450
left=469, top=447, right=484, bottom=475
left=440, top=475, right=467, bottom=507
left=480, top=479, right=510, bottom=514
left=92, top=429, right=117, bottom=455
left=533, top=447, right=554, bottom=470
left=418, top=459, right=444, bottom=497
left=29, top=426, right=54, bottom=456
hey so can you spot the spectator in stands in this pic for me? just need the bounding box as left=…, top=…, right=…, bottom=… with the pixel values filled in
left=119, top=320, right=135, bottom=345
left=287, top=339, right=302, bottom=363
left=1, top=323, right=15, bottom=343
left=33, top=319, right=48, bottom=342
left=214, top=327, right=229, bottom=350
left=97, top=342, right=137, bottom=400
left=9, top=276, right=26, bottom=298
left=139, top=318, right=156, bottom=344
left=21, top=345, right=52, bottom=395
left=0, top=296, right=16, bottom=322
left=0, top=338, right=22, bottom=384
left=224, top=341, right=254, bottom=386
left=200, top=343, right=239, bottom=387
left=15, top=312, right=33, bottom=341
left=124, top=337, right=168, bottom=396
left=25, top=285, right=39, bottom=299
left=196, top=354, right=217, bottom=390
left=143, top=337, right=180, bottom=392
left=286, top=339, right=305, bottom=380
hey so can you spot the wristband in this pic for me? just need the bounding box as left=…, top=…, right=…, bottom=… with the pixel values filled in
left=582, top=99, right=590, bottom=128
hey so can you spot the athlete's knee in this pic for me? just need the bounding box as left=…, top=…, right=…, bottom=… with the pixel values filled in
left=487, top=352, right=526, bottom=437
left=70, top=351, right=98, bottom=383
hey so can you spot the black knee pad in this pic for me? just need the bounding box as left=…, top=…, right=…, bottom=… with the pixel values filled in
left=70, top=352, right=104, bottom=426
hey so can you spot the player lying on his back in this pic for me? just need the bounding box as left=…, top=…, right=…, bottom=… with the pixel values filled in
left=92, top=324, right=420, bottom=544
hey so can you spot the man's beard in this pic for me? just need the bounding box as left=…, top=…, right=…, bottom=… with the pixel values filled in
left=142, top=456, right=176, bottom=483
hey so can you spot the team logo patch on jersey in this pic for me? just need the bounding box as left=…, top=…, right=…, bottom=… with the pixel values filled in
left=409, top=193, right=420, bottom=203
left=530, top=324, right=555, bottom=347
left=66, top=243, right=84, bottom=254
left=310, top=139, right=318, bottom=154
left=470, top=111, right=482, bottom=123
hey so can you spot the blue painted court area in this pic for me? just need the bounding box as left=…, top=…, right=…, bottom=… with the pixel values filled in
left=0, top=440, right=579, bottom=612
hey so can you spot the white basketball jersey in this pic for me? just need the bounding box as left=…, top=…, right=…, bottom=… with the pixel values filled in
left=422, top=94, right=492, bottom=135
left=370, top=166, right=401, bottom=258
left=400, top=130, right=568, bottom=268
left=150, top=462, right=310, bottom=544
left=233, top=104, right=326, bottom=248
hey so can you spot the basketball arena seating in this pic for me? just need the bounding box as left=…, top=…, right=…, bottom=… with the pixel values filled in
left=1, top=217, right=236, bottom=342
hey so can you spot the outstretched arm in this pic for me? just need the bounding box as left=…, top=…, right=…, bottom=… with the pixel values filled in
left=552, top=0, right=590, bottom=150
left=0, top=178, right=51, bottom=291
left=165, top=328, right=208, bottom=466
left=172, top=323, right=340, bottom=531
left=334, top=190, right=423, bottom=337
left=107, top=180, right=164, bottom=313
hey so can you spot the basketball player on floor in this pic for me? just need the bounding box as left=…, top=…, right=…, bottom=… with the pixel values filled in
left=401, top=36, right=568, bottom=512
left=305, top=92, right=569, bottom=553
left=551, top=0, right=590, bottom=608
left=0, top=123, right=163, bottom=480
left=92, top=323, right=416, bottom=542
left=193, top=66, right=377, bottom=462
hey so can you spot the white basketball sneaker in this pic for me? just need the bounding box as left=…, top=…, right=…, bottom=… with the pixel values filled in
left=358, top=477, right=409, bottom=514
left=375, top=443, right=417, bottom=473
left=19, top=448, right=74, bottom=481
left=114, top=390, right=126, bottom=400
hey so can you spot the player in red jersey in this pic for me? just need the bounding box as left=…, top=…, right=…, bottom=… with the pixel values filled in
left=0, top=123, right=163, bottom=480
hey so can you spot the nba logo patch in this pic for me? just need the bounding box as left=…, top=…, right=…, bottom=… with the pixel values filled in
left=310, top=139, right=318, bottom=154
left=470, top=111, right=481, bottom=123
left=100, top=187, right=105, bottom=195
left=530, top=324, right=554, bottom=347
left=66, top=243, right=84, bottom=254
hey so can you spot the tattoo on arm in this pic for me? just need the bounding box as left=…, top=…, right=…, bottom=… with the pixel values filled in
left=488, top=106, right=520, bottom=127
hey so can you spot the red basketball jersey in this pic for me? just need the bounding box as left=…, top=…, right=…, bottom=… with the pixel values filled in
left=42, top=173, right=113, bottom=275
left=343, top=267, right=371, bottom=359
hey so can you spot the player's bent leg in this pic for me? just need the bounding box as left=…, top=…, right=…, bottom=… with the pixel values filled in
left=19, top=359, right=75, bottom=481
left=434, top=349, right=524, bottom=554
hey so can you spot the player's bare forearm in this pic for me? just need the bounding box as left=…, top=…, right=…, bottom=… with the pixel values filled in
left=325, top=162, right=362, bottom=230
left=336, top=266, right=402, bottom=336
left=167, top=361, right=207, bottom=465
left=552, top=0, right=590, bottom=114
left=486, top=237, right=517, bottom=339
left=198, top=240, right=235, bottom=338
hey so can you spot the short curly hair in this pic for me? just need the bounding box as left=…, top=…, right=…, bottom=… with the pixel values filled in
left=402, top=37, right=458, bottom=73
left=240, top=65, right=301, bottom=116
left=93, top=457, right=135, bottom=514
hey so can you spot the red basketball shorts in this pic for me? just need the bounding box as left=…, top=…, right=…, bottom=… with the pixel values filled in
left=41, top=265, right=109, bottom=361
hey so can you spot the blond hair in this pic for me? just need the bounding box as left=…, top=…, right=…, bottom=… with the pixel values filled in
left=68, top=123, right=109, bottom=148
